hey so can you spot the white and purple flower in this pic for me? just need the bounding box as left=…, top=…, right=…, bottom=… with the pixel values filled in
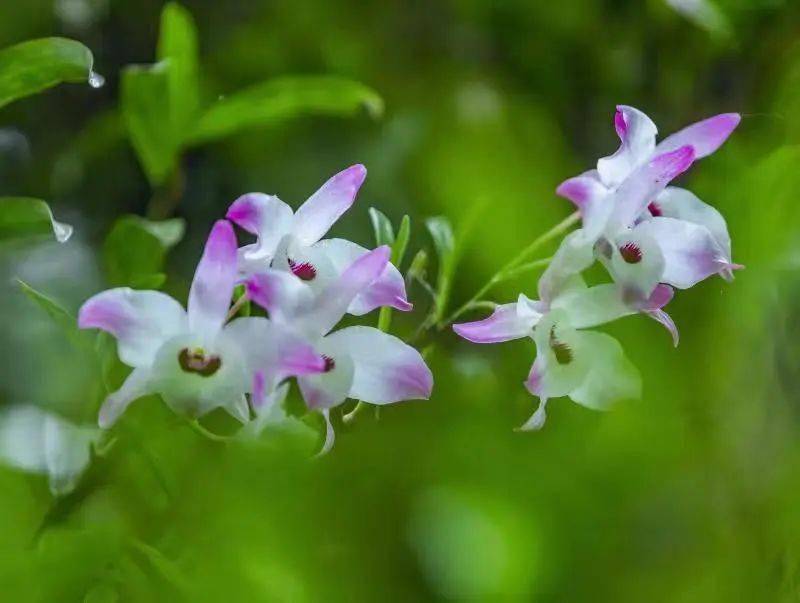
left=78, top=220, right=325, bottom=428
left=553, top=106, right=741, bottom=340
left=226, top=164, right=412, bottom=317
left=246, top=246, right=433, bottom=452
left=454, top=265, right=641, bottom=429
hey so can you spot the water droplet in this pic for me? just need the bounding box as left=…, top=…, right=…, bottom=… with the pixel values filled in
left=88, top=71, right=105, bottom=89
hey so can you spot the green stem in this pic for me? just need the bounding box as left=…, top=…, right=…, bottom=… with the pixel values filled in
left=498, top=256, right=553, bottom=281
left=438, top=211, right=578, bottom=328
left=226, top=293, right=249, bottom=322
left=146, top=167, right=185, bottom=220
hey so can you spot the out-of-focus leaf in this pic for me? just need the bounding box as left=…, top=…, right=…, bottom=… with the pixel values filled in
left=132, top=216, right=185, bottom=248
left=157, top=2, right=200, bottom=141
left=0, top=38, right=94, bottom=110
left=664, top=0, right=731, bottom=38
left=392, top=214, right=411, bottom=269
left=0, top=197, right=73, bottom=243
left=187, top=76, right=384, bottom=144
left=369, top=207, right=395, bottom=247
left=426, top=216, right=456, bottom=321
left=16, top=279, right=93, bottom=350
left=103, top=215, right=185, bottom=288
left=51, top=111, right=126, bottom=195
left=121, top=62, right=177, bottom=185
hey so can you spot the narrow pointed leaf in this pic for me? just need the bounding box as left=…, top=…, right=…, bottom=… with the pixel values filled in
left=103, top=215, right=185, bottom=288
left=157, top=2, right=201, bottom=139
left=392, top=214, right=411, bottom=269
left=17, top=279, right=94, bottom=350
left=369, top=207, right=395, bottom=247
left=121, top=62, right=178, bottom=185
left=425, top=216, right=456, bottom=321
left=187, top=76, right=383, bottom=144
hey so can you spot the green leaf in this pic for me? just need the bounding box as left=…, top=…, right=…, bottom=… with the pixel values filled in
left=187, top=76, right=384, bottom=144
left=392, top=215, right=411, bottom=269
left=369, top=207, right=395, bottom=247
left=0, top=37, right=95, bottom=110
left=376, top=214, right=412, bottom=334
left=407, top=249, right=429, bottom=282
left=0, top=197, right=72, bottom=243
left=121, top=62, right=178, bottom=185
left=425, top=216, right=456, bottom=322
left=157, top=3, right=200, bottom=141
left=17, top=279, right=92, bottom=350
left=103, top=215, right=185, bottom=288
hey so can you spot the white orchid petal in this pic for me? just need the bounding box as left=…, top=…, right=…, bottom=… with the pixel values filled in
left=655, top=113, right=740, bottom=159
left=537, top=229, right=596, bottom=304
left=307, top=246, right=390, bottom=336
left=292, top=165, right=366, bottom=246
left=551, top=283, right=636, bottom=329
left=98, top=367, right=152, bottom=428
left=226, top=193, right=294, bottom=263
left=568, top=331, right=641, bottom=410
left=187, top=220, right=239, bottom=339
left=597, top=106, right=658, bottom=188
left=79, top=288, right=187, bottom=368
left=635, top=216, right=731, bottom=289
left=653, top=187, right=732, bottom=259
left=609, top=145, right=696, bottom=231
left=453, top=295, right=542, bottom=343
left=222, top=317, right=325, bottom=386
left=326, top=326, right=433, bottom=404
left=315, top=409, right=336, bottom=457
left=606, top=228, right=665, bottom=299
left=517, top=398, right=548, bottom=432
left=312, top=238, right=412, bottom=315
left=245, top=269, right=316, bottom=323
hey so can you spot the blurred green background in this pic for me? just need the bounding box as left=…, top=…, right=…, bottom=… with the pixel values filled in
left=3, top=0, right=800, bottom=600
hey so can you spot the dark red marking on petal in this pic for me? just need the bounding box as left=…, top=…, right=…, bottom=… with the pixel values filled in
left=288, top=258, right=317, bottom=281
left=648, top=202, right=662, bottom=217
left=549, top=327, right=573, bottom=365
left=619, top=242, right=643, bottom=264
left=179, top=348, right=222, bottom=377
left=322, top=355, right=336, bottom=372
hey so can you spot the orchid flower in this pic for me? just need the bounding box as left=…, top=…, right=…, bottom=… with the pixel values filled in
left=245, top=246, right=433, bottom=453
left=0, top=405, right=101, bottom=495
left=453, top=253, right=642, bottom=430
left=78, top=220, right=325, bottom=428
left=226, top=164, right=412, bottom=317
left=555, top=106, right=741, bottom=336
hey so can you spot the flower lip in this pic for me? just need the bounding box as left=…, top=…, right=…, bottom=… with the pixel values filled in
left=549, top=327, right=573, bottom=365
left=619, top=242, right=643, bottom=264
left=178, top=347, right=222, bottom=377
left=288, top=258, right=317, bottom=281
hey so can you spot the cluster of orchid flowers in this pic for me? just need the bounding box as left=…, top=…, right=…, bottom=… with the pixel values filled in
left=77, top=165, right=433, bottom=454
left=0, top=105, right=742, bottom=495
left=453, top=106, right=741, bottom=429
